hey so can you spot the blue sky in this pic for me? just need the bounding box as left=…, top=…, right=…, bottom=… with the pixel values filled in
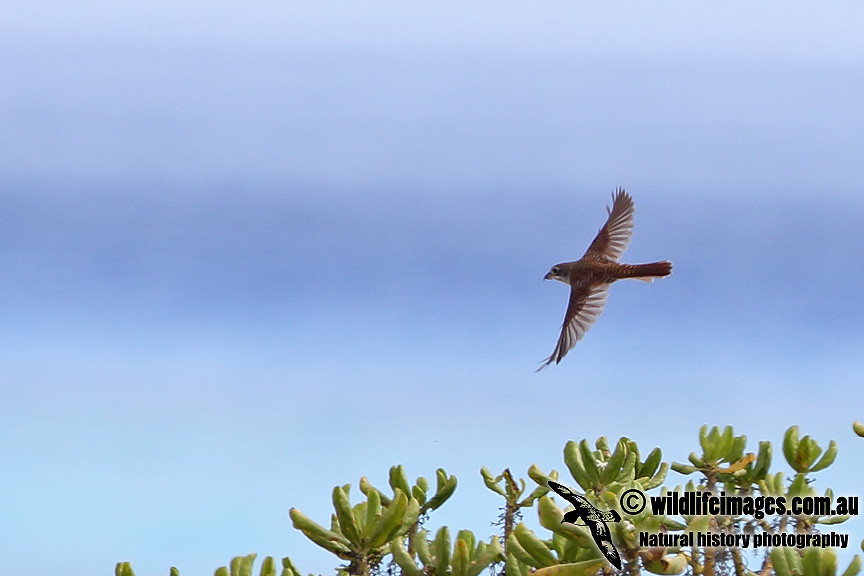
left=2, top=2, right=864, bottom=575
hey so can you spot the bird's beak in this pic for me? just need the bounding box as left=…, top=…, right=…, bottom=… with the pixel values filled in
left=544, top=272, right=553, bottom=280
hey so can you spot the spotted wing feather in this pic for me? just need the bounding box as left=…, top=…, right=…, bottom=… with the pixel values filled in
left=537, top=283, right=610, bottom=370
left=547, top=481, right=592, bottom=510
left=584, top=188, right=635, bottom=262
left=586, top=520, right=622, bottom=569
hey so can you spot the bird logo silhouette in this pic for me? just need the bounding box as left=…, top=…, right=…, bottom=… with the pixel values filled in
left=547, top=480, right=622, bottom=570
left=538, top=188, right=672, bottom=370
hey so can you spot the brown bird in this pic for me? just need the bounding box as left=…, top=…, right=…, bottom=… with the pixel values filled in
left=538, top=189, right=671, bottom=370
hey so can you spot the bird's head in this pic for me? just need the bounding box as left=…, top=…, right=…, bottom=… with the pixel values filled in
left=544, top=264, right=569, bottom=284
left=561, top=509, right=583, bottom=525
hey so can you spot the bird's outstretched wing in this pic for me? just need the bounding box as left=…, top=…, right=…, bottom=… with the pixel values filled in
left=586, top=518, right=622, bottom=570
left=583, top=188, right=635, bottom=262
left=547, top=481, right=592, bottom=510
left=537, top=283, right=610, bottom=370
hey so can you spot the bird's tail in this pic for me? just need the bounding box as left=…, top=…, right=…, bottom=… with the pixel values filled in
left=623, top=261, right=672, bottom=282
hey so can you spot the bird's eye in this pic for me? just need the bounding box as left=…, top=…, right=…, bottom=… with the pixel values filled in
left=552, top=267, right=560, bottom=274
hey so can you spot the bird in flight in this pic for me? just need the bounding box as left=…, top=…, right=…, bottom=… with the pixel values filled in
left=538, top=188, right=671, bottom=370
left=547, top=480, right=622, bottom=570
